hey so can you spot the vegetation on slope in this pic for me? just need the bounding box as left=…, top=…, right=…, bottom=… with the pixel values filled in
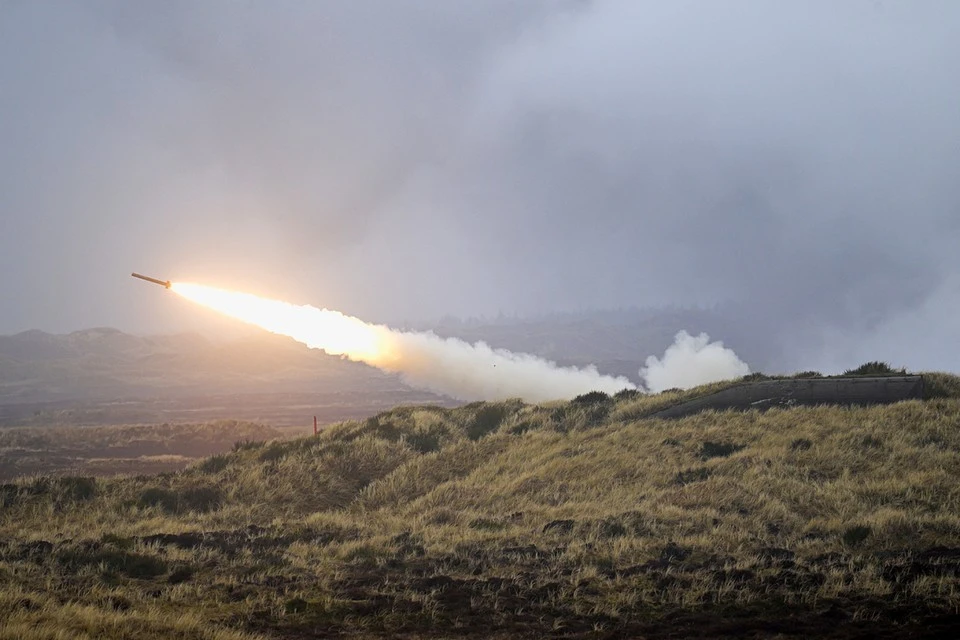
left=2, top=372, right=960, bottom=638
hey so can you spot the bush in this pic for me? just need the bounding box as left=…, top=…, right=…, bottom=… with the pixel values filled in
left=571, top=391, right=611, bottom=406
left=614, top=388, right=642, bottom=401
left=844, top=361, right=906, bottom=376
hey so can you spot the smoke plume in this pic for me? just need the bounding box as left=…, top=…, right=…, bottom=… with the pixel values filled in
left=382, top=332, right=635, bottom=402
left=172, top=284, right=760, bottom=402
left=171, top=282, right=634, bottom=402
left=641, top=331, right=750, bottom=393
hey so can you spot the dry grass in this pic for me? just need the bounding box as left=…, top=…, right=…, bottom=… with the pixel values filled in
left=2, top=373, right=960, bottom=637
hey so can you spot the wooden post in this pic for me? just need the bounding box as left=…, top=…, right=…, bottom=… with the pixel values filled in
left=313, top=415, right=318, bottom=436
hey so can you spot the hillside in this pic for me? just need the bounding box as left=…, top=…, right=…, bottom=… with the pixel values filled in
left=3, top=374, right=960, bottom=638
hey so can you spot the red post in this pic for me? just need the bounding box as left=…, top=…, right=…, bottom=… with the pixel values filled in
left=313, top=415, right=318, bottom=436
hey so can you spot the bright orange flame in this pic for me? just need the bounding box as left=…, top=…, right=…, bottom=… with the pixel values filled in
left=170, top=282, right=393, bottom=364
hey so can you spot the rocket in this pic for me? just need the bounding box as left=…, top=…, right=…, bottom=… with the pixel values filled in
left=131, top=272, right=171, bottom=289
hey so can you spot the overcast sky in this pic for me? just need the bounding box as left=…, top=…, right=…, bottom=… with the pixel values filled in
left=1, top=1, right=958, bottom=373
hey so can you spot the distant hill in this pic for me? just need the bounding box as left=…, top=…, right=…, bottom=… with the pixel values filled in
left=0, top=327, right=404, bottom=404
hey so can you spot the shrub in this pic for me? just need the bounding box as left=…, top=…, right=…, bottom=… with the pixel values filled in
left=571, top=391, right=610, bottom=406
left=843, top=361, right=906, bottom=376
left=614, top=388, right=642, bottom=401
left=790, top=438, right=813, bottom=452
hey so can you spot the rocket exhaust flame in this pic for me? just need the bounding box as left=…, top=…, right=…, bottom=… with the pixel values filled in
left=168, top=282, right=635, bottom=401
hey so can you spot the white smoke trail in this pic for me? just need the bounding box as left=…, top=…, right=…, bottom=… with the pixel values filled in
left=171, top=283, right=635, bottom=402
left=640, top=330, right=750, bottom=392
left=378, top=331, right=635, bottom=402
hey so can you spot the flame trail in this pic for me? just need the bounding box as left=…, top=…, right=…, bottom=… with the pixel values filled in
left=170, top=282, right=635, bottom=401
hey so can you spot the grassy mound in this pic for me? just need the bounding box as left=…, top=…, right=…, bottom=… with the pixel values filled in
left=2, top=372, right=960, bottom=638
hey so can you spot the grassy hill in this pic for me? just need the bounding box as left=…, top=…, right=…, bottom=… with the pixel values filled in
left=3, top=373, right=960, bottom=638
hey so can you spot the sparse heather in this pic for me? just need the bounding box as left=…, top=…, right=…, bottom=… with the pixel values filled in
left=2, top=372, right=960, bottom=638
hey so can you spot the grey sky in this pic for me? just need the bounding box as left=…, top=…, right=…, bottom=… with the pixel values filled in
left=1, top=1, right=958, bottom=373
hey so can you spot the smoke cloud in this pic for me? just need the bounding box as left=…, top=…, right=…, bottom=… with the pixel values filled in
left=382, top=332, right=634, bottom=402
left=171, top=282, right=634, bottom=402
left=641, top=331, right=750, bottom=393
